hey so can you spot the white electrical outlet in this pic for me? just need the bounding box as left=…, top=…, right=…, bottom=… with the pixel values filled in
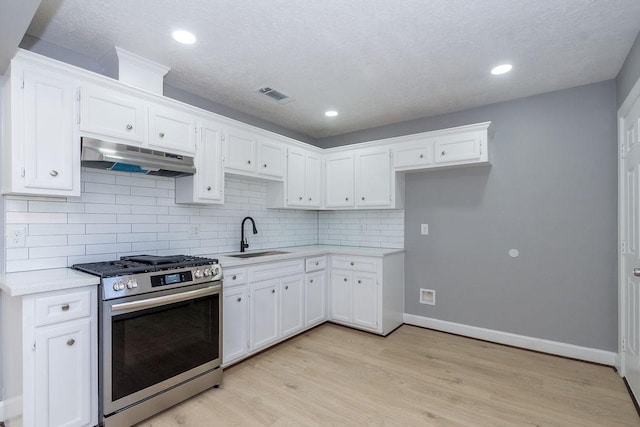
left=7, top=226, right=26, bottom=248
left=421, top=224, right=429, bottom=235
left=420, top=288, right=436, bottom=305
left=187, top=224, right=200, bottom=238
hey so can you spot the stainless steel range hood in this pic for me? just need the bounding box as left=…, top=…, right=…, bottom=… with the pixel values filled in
left=81, top=138, right=195, bottom=177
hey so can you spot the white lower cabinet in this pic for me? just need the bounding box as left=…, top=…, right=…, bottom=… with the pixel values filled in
left=249, top=279, right=280, bottom=351
left=304, top=270, right=327, bottom=327
left=279, top=275, right=304, bottom=338
left=222, top=285, right=249, bottom=366
left=1, top=286, right=98, bottom=427
left=330, top=269, right=378, bottom=330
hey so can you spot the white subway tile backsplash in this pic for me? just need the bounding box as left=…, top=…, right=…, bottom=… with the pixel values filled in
left=86, top=243, right=132, bottom=255
left=7, top=212, right=67, bottom=224
left=84, top=182, right=131, bottom=195
left=30, top=245, right=85, bottom=259
left=68, top=214, right=117, bottom=224
left=7, top=257, right=68, bottom=272
left=86, top=224, right=131, bottom=234
left=29, top=224, right=85, bottom=235
left=68, top=234, right=117, bottom=245
left=28, top=201, right=85, bottom=213
left=318, top=210, right=404, bottom=249
left=25, top=235, right=67, bottom=247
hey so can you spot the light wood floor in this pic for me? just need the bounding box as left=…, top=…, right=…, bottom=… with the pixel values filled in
left=138, top=324, right=639, bottom=426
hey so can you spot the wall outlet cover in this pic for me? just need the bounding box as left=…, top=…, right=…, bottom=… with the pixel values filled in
left=421, top=224, right=429, bottom=235
left=7, top=226, right=26, bottom=248
left=420, top=288, right=435, bottom=305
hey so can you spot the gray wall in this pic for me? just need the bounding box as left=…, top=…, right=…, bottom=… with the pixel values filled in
left=320, top=81, right=618, bottom=351
left=19, top=35, right=318, bottom=145
left=617, top=30, right=640, bottom=107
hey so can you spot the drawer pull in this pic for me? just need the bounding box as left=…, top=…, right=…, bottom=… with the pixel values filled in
left=315, top=261, right=319, bottom=265
left=343, top=278, right=347, bottom=282
left=61, top=304, right=70, bottom=311
left=271, top=289, right=275, bottom=293
left=159, top=132, right=165, bottom=138
left=50, top=170, right=59, bottom=177
left=310, top=279, right=314, bottom=283
left=126, top=124, right=133, bottom=130
left=237, top=297, right=242, bottom=302
left=350, top=262, right=354, bottom=266
left=285, top=285, right=289, bottom=290
left=232, top=275, right=237, bottom=280
left=441, top=150, right=446, bottom=156
left=67, top=339, right=75, bottom=346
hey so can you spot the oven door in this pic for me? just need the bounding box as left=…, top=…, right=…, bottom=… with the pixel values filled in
left=102, top=283, right=221, bottom=415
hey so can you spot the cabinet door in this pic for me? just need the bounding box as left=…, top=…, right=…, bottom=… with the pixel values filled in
left=249, top=280, right=279, bottom=351
left=434, top=133, right=481, bottom=164
left=305, top=153, right=322, bottom=207
left=80, top=85, right=146, bottom=144
left=224, top=127, right=256, bottom=173
left=22, top=68, right=79, bottom=195
left=393, top=141, right=432, bottom=170
left=148, top=103, right=196, bottom=154
left=305, top=271, right=326, bottom=326
left=286, top=148, right=307, bottom=207
left=258, top=139, right=285, bottom=179
left=279, top=275, right=304, bottom=338
left=352, top=272, right=378, bottom=330
left=329, top=270, right=352, bottom=323
left=197, top=122, right=224, bottom=202
left=34, top=318, right=92, bottom=427
left=325, top=153, right=354, bottom=208
left=356, top=148, right=391, bottom=207
left=223, top=286, right=249, bottom=365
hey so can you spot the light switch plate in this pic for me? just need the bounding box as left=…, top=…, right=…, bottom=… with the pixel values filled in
left=421, top=224, right=429, bottom=235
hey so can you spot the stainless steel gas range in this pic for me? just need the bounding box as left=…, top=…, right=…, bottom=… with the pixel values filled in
left=73, top=255, right=223, bottom=427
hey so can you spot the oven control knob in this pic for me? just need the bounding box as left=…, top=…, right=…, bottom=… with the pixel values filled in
left=126, top=279, right=138, bottom=289
left=194, top=269, right=204, bottom=279
left=113, top=281, right=125, bottom=291
left=203, top=268, right=212, bottom=277
left=212, top=266, right=220, bottom=276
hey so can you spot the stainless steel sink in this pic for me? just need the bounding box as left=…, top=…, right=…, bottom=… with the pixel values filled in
left=227, top=250, right=290, bottom=258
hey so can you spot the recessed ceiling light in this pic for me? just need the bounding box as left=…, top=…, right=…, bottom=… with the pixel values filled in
left=172, top=30, right=197, bottom=45
left=491, top=64, right=512, bottom=75
left=325, top=110, right=338, bottom=117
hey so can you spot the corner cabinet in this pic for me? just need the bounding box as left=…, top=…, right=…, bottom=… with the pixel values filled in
left=176, top=119, right=225, bottom=204
left=2, top=57, right=81, bottom=197
left=223, top=125, right=285, bottom=180
left=1, top=286, right=98, bottom=427
left=267, top=146, right=322, bottom=209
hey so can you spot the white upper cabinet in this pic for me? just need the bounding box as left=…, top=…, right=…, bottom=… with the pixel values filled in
left=148, top=102, right=196, bottom=155
left=224, top=125, right=257, bottom=174
left=393, top=139, right=433, bottom=170
left=434, top=132, right=482, bottom=164
left=79, top=85, right=147, bottom=145
left=355, top=147, right=392, bottom=207
left=257, top=138, right=285, bottom=179
left=325, top=152, right=355, bottom=208
left=306, top=153, right=322, bottom=207
left=274, top=146, right=322, bottom=209
left=176, top=119, right=224, bottom=205
left=2, top=59, right=81, bottom=197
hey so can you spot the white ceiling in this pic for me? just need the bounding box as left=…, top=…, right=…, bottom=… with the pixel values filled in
left=25, top=0, right=640, bottom=139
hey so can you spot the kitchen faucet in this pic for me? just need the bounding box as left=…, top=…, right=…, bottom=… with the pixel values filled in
left=240, top=216, right=258, bottom=252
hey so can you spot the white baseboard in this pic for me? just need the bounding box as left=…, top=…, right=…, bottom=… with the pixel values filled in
left=403, top=314, right=617, bottom=366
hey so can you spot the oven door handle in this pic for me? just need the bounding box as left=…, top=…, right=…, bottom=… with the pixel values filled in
left=111, top=285, right=221, bottom=313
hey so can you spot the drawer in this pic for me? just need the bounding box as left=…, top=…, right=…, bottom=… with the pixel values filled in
left=305, top=256, right=327, bottom=272
left=249, top=259, right=304, bottom=282
left=224, top=267, right=248, bottom=288
left=35, top=289, right=92, bottom=327
left=330, top=255, right=378, bottom=273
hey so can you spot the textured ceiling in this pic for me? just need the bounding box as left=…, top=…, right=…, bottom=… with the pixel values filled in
left=26, top=0, right=640, bottom=138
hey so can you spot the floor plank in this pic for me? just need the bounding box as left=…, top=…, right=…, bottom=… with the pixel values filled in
left=138, top=324, right=639, bottom=426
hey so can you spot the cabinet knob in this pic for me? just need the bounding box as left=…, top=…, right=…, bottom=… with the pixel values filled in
left=271, top=289, right=275, bottom=293
left=419, top=154, right=424, bottom=159
left=309, top=197, right=312, bottom=201
left=66, top=339, right=75, bottom=346
left=263, top=163, right=267, bottom=168
left=345, top=197, right=349, bottom=201
left=343, top=278, right=347, bottom=282
left=159, top=132, right=165, bottom=138
left=232, top=275, right=237, bottom=280
left=237, top=297, right=242, bottom=302
left=247, top=160, right=252, bottom=165
left=299, top=196, right=303, bottom=200
left=358, top=280, right=362, bottom=284
left=441, top=150, right=446, bottom=156
left=310, top=279, right=314, bottom=283
left=61, top=304, right=70, bottom=311
left=50, top=170, right=59, bottom=177
left=126, top=124, right=133, bottom=130
left=207, top=186, right=212, bottom=191
left=350, top=262, right=354, bottom=266
left=315, top=261, right=319, bottom=265
left=361, top=196, right=365, bottom=201
left=285, top=285, right=289, bottom=290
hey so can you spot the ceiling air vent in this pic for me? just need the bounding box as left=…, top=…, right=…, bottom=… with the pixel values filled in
left=257, top=87, right=294, bottom=104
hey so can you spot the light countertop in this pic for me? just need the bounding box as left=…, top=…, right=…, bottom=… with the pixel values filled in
left=0, top=245, right=404, bottom=297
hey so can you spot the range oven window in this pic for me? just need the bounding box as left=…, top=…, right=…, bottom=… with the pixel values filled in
left=111, top=294, right=219, bottom=401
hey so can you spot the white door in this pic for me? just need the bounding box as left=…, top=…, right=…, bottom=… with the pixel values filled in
left=355, top=148, right=392, bottom=207
left=35, top=318, right=92, bottom=427
left=224, top=127, right=256, bottom=173
left=620, top=91, right=640, bottom=398
left=279, top=275, right=304, bottom=337
left=305, top=271, right=326, bottom=326
left=352, top=272, right=378, bottom=330
left=249, top=280, right=279, bottom=351
left=286, top=148, right=306, bottom=206
left=329, top=270, right=351, bottom=323
left=325, top=153, right=354, bottom=208
left=223, top=286, right=249, bottom=365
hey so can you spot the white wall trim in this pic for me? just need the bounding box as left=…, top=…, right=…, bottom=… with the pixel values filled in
left=404, top=314, right=617, bottom=366
left=0, top=400, right=5, bottom=422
